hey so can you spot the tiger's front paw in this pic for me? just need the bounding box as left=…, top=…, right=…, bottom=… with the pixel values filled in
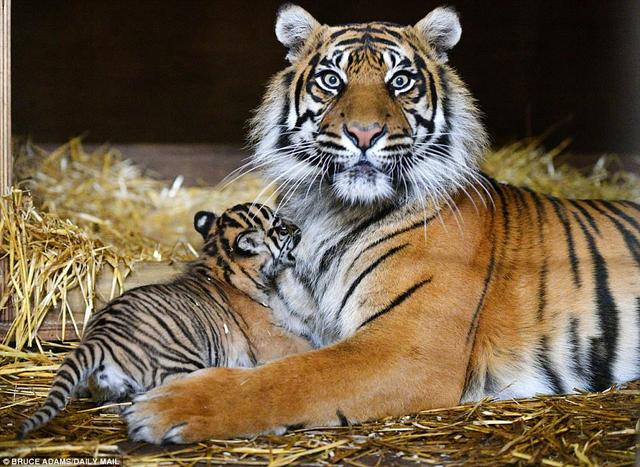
left=122, top=367, right=279, bottom=444
left=123, top=383, right=197, bottom=444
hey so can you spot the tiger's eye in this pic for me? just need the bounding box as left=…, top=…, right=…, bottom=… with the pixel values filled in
left=393, top=75, right=408, bottom=88
left=318, top=71, right=342, bottom=90
left=389, top=72, right=414, bottom=93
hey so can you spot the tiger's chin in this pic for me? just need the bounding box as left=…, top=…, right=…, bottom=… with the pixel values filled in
left=331, top=165, right=394, bottom=205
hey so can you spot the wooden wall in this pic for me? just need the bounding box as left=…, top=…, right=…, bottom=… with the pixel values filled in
left=11, top=0, right=640, bottom=155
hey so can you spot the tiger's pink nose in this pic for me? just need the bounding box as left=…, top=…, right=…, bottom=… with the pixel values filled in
left=344, top=124, right=386, bottom=150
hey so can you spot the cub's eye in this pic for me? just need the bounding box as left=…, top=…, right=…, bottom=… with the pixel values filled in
left=389, top=72, right=414, bottom=94
left=276, top=224, right=288, bottom=235
left=316, top=71, right=343, bottom=92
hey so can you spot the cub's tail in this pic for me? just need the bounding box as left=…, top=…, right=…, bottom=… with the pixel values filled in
left=18, top=344, right=99, bottom=439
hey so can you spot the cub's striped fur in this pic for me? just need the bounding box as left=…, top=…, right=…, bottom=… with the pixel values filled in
left=18, top=203, right=309, bottom=439
left=122, top=5, right=640, bottom=444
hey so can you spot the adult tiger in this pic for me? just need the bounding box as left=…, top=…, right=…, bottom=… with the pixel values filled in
left=125, top=4, right=640, bottom=443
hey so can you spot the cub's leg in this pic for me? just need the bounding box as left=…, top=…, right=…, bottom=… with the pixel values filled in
left=87, top=368, right=139, bottom=414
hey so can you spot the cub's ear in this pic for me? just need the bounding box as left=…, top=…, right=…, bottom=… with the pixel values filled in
left=275, top=3, right=320, bottom=63
left=414, top=6, right=462, bottom=62
left=194, top=211, right=216, bottom=240
left=235, top=231, right=264, bottom=255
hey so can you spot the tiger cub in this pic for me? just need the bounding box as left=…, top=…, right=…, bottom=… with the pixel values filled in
left=18, top=203, right=310, bottom=439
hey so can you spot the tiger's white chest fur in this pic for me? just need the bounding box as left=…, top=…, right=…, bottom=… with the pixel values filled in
left=271, top=193, right=419, bottom=347
left=270, top=207, right=344, bottom=346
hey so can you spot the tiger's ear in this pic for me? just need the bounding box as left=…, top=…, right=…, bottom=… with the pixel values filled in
left=194, top=211, right=216, bottom=240
left=414, top=6, right=462, bottom=62
left=275, top=3, right=320, bottom=63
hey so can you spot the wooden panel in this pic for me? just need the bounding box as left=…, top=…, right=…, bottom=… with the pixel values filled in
left=0, top=0, right=8, bottom=185
left=42, top=143, right=248, bottom=186
left=0, top=261, right=185, bottom=342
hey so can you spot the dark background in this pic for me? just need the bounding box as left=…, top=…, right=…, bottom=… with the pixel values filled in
left=11, top=1, right=640, bottom=155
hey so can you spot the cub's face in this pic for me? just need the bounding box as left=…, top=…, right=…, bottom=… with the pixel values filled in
left=194, top=203, right=301, bottom=282
left=252, top=5, right=486, bottom=207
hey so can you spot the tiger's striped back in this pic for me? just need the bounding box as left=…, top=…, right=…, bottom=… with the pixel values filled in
left=18, top=203, right=304, bottom=439
left=461, top=181, right=640, bottom=400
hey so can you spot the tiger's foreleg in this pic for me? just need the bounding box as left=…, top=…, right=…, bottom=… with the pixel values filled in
left=254, top=329, right=312, bottom=364
left=123, top=310, right=469, bottom=444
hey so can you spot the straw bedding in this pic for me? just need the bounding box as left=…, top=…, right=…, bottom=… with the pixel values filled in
left=0, top=139, right=639, bottom=465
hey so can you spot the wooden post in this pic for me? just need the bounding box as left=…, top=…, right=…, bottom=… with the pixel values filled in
left=0, top=0, right=11, bottom=328
left=0, top=0, right=8, bottom=188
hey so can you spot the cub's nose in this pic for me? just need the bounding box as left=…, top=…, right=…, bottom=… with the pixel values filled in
left=344, top=124, right=386, bottom=150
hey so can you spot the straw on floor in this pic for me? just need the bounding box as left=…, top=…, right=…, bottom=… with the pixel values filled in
left=0, top=139, right=638, bottom=465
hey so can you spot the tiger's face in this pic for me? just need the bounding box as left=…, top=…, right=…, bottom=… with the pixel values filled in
left=251, top=5, right=487, bottom=207
left=194, top=203, right=301, bottom=284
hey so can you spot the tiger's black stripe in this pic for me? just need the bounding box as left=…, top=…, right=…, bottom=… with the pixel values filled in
left=63, top=356, right=81, bottom=381
left=548, top=198, right=581, bottom=288
left=622, top=201, right=640, bottom=215
left=345, top=217, right=432, bottom=275
left=90, top=332, right=150, bottom=376
left=568, top=316, right=584, bottom=380
left=568, top=200, right=601, bottom=235
left=89, top=335, right=133, bottom=374
left=318, top=141, right=347, bottom=151
left=359, top=277, right=432, bottom=328
left=537, top=336, right=564, bottom=394
left=466, top=180, right=510, bottom=342
left=219, top=213, right=243, bottom=229
left=275, top=72, right=294, bottom=149
left=604, top=214, right=640, bottom=268
left=54, top=370, right=75, bottom=389
left=572, top=212, right=619, bottom=391
left=74, top=345, right=94, bottom=373
left=336, top=409, right=350, bottom=427
left=526, top=190, right=549, bottom=321
left=598, top=201, right=640, bottom=233
left=338, top=243, right=409, bottom=318
left=118, top=292, right=204, bottom=359
left=466, top=242, right=496, bottom=343
left=425, top=67, right=438, bottom=126
left=318, top=204, right=396, bottom=273
left=47, top=389, right=67, bottom=407
left=583, top=201, right=640, bottom=268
